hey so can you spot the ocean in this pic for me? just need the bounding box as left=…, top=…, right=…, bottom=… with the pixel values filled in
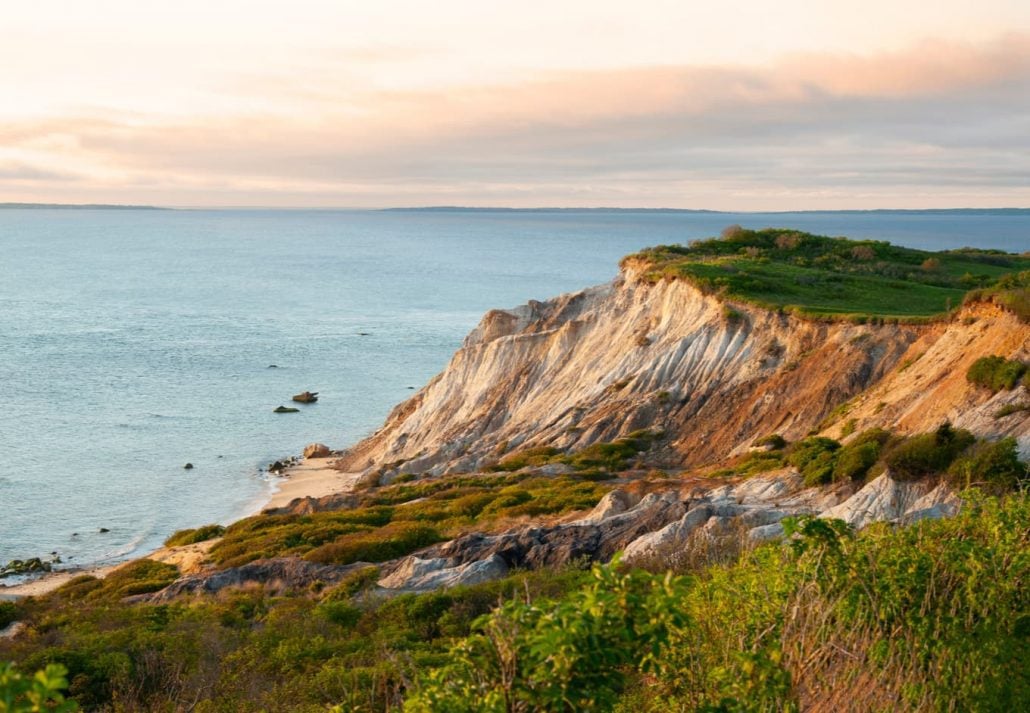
left=1, top=208, right=1028, bottom=571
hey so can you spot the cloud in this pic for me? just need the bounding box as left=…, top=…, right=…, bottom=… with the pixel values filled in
left=0, top=160, right=82, bottom=182
left=3, top=34, right=1030, bottom=207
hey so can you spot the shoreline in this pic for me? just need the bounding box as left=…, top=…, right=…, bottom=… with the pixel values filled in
left=0, top=455, right=359, bottom=599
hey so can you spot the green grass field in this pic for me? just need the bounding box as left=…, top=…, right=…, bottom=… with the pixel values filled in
left=627, top=228, right=1030, bottom=320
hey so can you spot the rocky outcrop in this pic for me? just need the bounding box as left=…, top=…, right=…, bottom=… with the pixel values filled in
left=411, top=491, right=686, bottom=571
left=303, top=443, right=331, bottom=459
left=144, top=557, right=372, bottom=602
left=818, top=473, right=960, bottom=529
left=378, top=554, right=508, bottom=591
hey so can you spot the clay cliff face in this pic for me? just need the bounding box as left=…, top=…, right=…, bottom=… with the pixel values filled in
left=337, top=262, right=1029, bottom=478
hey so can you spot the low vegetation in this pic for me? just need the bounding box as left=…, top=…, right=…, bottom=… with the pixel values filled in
left=163, top=524, right=225, bottom=548
left=713, top=423, right=1025, bottom=493
left=209, top=472, right=610, bottom=569
left=967, top=354, right=1029, bottom=392
left=625, top=228, right=1030, bottom=320
left=963, top=269, right=1030, bottom=322
left=488, top=430, right=662, bottom=475
left=407, top=494, right=1030, bottom=711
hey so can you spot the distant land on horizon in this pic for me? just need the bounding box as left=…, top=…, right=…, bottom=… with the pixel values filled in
left=383, top=206, right=1030, bottom=215
left=0, top=202, right=165, bottom=210
left=2, top=203, right=1029, bottom=215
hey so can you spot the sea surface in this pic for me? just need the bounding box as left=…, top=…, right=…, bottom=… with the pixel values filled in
left=1, top=208, right=1028, bottom=572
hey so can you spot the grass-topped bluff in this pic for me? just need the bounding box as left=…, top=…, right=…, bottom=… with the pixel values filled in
left=624, top=226, right=1030, bottom=321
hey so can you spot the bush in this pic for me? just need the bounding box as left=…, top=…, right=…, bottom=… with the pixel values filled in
left=99, top=559, right=180, bottom=598
left=0, top=600, right=18, bottom=629
left=787, top=437, right=841, bottom=486
left=164, top=524, right=225, bottom=547
left=967, top=355, right=1028, bottom=392
left=884, top=422, right=974, bottom=480
left=408, top=495, right=1030, bottom=712
left=0, top=663, right=77, bottom=712
left=832, top=442, right=880, bottom=482
left=304, top=523, right=443, bottom=565
left=948, top=437, right=1027, bottom=492
left=753, top=433, right=787, bottom=450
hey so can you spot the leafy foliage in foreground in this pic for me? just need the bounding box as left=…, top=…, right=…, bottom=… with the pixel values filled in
left=625, top=228, right=1030, bottom=320
left=1, top=566, right=590, bottom=711
left=0, top=662, right=77, bottom=712
left=408, top=494, right=1030, bottom=712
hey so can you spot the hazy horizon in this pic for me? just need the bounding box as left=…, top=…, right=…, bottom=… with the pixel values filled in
left=3, top=1, right=1030, bottom=209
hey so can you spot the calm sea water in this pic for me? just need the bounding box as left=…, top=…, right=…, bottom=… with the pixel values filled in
left=1, top=208, right=1027, bottom=571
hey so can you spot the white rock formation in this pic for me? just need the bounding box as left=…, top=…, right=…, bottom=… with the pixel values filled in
left=378, top=554, right=508, bottom=591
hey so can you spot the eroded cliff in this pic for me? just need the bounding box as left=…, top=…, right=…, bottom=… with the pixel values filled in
left=336, top=261, right=1027, bottom=479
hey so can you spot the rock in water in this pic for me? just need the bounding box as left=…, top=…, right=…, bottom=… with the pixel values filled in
left=303, top=443, right=331, bottom=459
left=183, top=463, right=194, bottom=470
left=274, top=406, right=299, bottom=413
left=292, top=391, right=318, bottom=404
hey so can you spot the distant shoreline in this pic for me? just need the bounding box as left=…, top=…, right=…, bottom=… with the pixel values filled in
left=3, top=203, right=1029, bottom=214
left=0, top=202, right=166, bottom=210
left=0, top=458, right=356, bottom=599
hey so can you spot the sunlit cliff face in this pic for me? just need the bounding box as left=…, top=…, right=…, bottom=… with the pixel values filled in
left=2, top=1, right=1030, bottom=208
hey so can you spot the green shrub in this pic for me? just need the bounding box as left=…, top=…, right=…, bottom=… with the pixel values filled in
left=947, top=437, right=1027, bottom=492
left=408, top=494, right=1030, bottom=712
left=90, top=559, right=179, bottom=599
left=0, top=600, right=18, bottom=629
left=832, top=427, right=891, bottom=482
left=787, top=437, right=841, bottom=486
left=405, top=559, right=692, bottom=712
left=163, top=523, right=225, bottom=547
left=304, top=523, right=443, bottom=565
left=832, top=442, right=880, bottom=482
left=0, top=663, right=77, bottom=712
left=967, top=355, right=1028, bottom=392
left=753, top=433, right=787, bottom=450
left=884, top=422, right=974, bottom=480
left=995, top=403, right=1029, bottom=418
left=490, top=446, right=562, bottom=472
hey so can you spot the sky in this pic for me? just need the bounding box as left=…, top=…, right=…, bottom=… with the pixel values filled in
left=2, top=0, right=1030, bottom=209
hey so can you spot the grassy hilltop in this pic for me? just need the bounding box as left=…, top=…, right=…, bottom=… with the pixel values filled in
left=626, top=226, right=1030, bottom=320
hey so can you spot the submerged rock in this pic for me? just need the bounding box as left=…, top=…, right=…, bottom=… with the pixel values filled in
left=274, top=405, right=299, bottom=413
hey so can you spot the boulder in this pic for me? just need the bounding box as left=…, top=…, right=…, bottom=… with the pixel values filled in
left=819, top=473, right=934, bottom=530
left=622, top=505, right=712, bottom=563
left=421, top=491, right=686, bottom=570
left=303, top=443, right=331, bottom=459
left=143, top=557, right=373, bottom=602
left=570, top=489, right=639, bottom=524
left=274, top=406, right=299, bottom=413
left=292, top=391, right=319, bottom=404
left=378, top=554, right=508, bottom=591
left=900, top=482, right=961, bottom=524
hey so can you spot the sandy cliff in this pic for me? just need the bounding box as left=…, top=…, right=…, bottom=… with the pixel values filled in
left=337, top=262, right=1029, bottom=478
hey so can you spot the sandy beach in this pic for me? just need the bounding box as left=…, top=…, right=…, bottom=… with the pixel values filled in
left=264, top=458, right=362, bottom=511
left=1, top=456, right=360, bottom=599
